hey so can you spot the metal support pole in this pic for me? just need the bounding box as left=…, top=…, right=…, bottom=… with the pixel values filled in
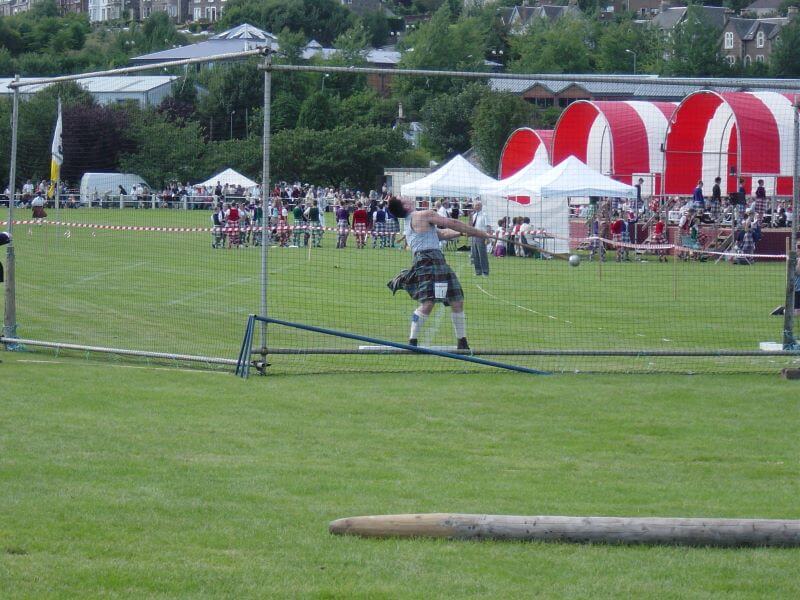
left=782, top=99, right=799, bottom=349
left=4, top=76, right=20, bottom=349
left=260, top=57, right=272, bottom=351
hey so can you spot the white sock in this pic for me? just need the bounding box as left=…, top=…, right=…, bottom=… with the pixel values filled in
left=410, top=309, right=428, bottom=339
left=451, top=311, right=466, bottom=339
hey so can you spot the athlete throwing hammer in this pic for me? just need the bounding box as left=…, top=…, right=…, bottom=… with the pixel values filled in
left=386, top=197, right=490, bottom=351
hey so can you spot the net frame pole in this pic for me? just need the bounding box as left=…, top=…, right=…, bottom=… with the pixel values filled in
left=3, top=75, right=19, bottom=348
left=259, top=64, right=800, bottom=91
left=783, top=98, right=799, bottom=349
left=260, top=56, right=273, bottom=352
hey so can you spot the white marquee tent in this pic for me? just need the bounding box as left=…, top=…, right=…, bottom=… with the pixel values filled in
left=479, top=152, right=551, bottom=197
left=400, top=154, right=496, bottom=198
left=481, top=156, right=637, bottom=255
left=199, top=168, right=258, bottom=189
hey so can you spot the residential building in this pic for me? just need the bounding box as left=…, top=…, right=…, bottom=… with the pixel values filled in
left=499, top=1, right=583, bottom=34
left=601, top=0, right=662, bottom=20
left=0, top=76, right=178, bottom=107
left=60, top=0, right=88, bottom=14
left=743, top=0, right=782, bottom=18
left=129, top=23, right=402, bottom=95
left=651, top=5, right=731, bottom=32
left=88, top=0, right=126, bottom=22
left=140, top=0, right=189, bottom=22
left=721, top=16, right=788, bottom=66
left=188, top=0, right=229, bottom=22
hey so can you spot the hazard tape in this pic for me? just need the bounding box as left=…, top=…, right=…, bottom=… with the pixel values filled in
left=2, top=220, right=788, bottom=259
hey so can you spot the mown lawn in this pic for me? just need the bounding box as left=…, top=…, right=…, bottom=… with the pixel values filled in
left=1, top=357, right=798, bottom=598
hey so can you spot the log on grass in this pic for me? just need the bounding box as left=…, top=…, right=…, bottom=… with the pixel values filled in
left=329, top=513, right=800, bottom=547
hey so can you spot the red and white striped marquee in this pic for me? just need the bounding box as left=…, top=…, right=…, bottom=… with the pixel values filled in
left=551, top=100, right=676, bottom=184
left=663, top=91, right=797, bottom=197
left=498, top=128, right=553, bottom=179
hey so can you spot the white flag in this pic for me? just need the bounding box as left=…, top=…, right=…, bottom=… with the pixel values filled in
left=51, top=99, right=63, bottom=166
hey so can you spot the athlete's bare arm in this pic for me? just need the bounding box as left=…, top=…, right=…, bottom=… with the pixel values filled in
left=416, top=211, right=489, bottom=239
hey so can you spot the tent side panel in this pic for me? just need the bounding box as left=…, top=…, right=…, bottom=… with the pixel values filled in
left=552, top=102, right=598, bottom=166
left=720, top=93, right=781, bottom=176
left=499, top=129, right=541, bottom=179
left=597, top=101, right=650, bottom=184
left=664, top=93, right=723, bottom=195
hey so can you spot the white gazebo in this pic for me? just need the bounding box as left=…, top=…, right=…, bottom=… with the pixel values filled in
left=199, top=168, right=258, bottom=189
left=481, top=156, right=637, bottom=255
left=400, top=155, right=496, bottom=199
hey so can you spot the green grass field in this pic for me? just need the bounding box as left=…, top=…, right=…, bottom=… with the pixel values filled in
left=2, top=209, right=799, bottom=596
left=1, top=358, right=799, bottom=598
left=2, top=208, right=795, bottom=374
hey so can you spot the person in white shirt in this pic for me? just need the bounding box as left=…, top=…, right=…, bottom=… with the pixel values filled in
left=519, top=217, right=533, bottom=257
left=470, top=201, right=490, bottom=276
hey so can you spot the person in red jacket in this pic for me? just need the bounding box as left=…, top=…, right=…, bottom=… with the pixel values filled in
left=225, top=202, right=240, bottom=248
left=610, top=212, right=628, bottom=262
left=352, top=201, right=368, bottom=249
left=652, top=214, right=667, bottom=262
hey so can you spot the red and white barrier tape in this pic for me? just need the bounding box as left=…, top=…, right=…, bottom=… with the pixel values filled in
left=2, top=220, right=789, bottom=259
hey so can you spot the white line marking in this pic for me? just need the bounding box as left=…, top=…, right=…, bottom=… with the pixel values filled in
left=168, top=277, right=253, bottom=306
left=17, top=359, right=63, bottom=364
left=476, top=284, right=540, bottom=315
left=65, top=261, right=148, bottom=287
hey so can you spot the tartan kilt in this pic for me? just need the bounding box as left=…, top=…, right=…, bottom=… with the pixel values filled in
left=387, top=249, right=464, bottom=306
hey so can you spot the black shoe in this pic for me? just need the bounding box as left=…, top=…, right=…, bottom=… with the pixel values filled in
left=457, top=338, right=470, bottom=351
left=408, top=338, right=418, bottom=347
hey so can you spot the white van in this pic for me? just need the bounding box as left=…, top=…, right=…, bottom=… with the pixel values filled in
left=79, top=173, right=150, bottom=205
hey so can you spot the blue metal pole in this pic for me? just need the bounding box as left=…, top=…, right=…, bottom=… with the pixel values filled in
left=255, top=316, right=549, bottom=375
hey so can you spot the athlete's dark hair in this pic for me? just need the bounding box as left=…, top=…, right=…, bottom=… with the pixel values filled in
left=387, top=197, right=408, bottom=219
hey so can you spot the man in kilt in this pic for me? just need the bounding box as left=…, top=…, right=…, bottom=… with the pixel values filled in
left=386, top=196, right=490, bottom=351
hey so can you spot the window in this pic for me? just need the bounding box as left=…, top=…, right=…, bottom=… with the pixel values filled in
left=724, top=32, right=734, bottom=49
left=744, top=55, right=751, bottom=67
left=756, top=54, right=765, bottom=63
left=756, top=31, right=765, bottom=48
left=193, top=6, right=201, bottom=19
left=206, top=5, right=216, bottom=19
left=168, top=4, right=176, bottom=16
left=727, top=55, right=735, bottom=66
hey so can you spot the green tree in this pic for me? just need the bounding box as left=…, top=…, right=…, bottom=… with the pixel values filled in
left=119, top=110, right=207, bottom=188
left=420, top=82, right=485, bottom=158
left=771, top=18, right=800, bottom=76
left=270, top=92, right=302, bottom=132
left=296, top=91, right=339, bottom=130
left=665, top=5, right=727, bottom=76
left=471, top=92, right=534, bottom=176
left=396, top=4, right=488, bottom=113
left=271, top=126, right=413, bottom=189
left=216, top=0, right=355, bottom=46
left=202, top=137, right=263, bottom=181
left=361, top=11, right=390, bottom=47
left=197, top=61, right=264, bottom=139
left=509, top=16, right=594, bottom=74
left=338, top=90, right=396, bottom=127
left=595, top=20, right=658, bottom=74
